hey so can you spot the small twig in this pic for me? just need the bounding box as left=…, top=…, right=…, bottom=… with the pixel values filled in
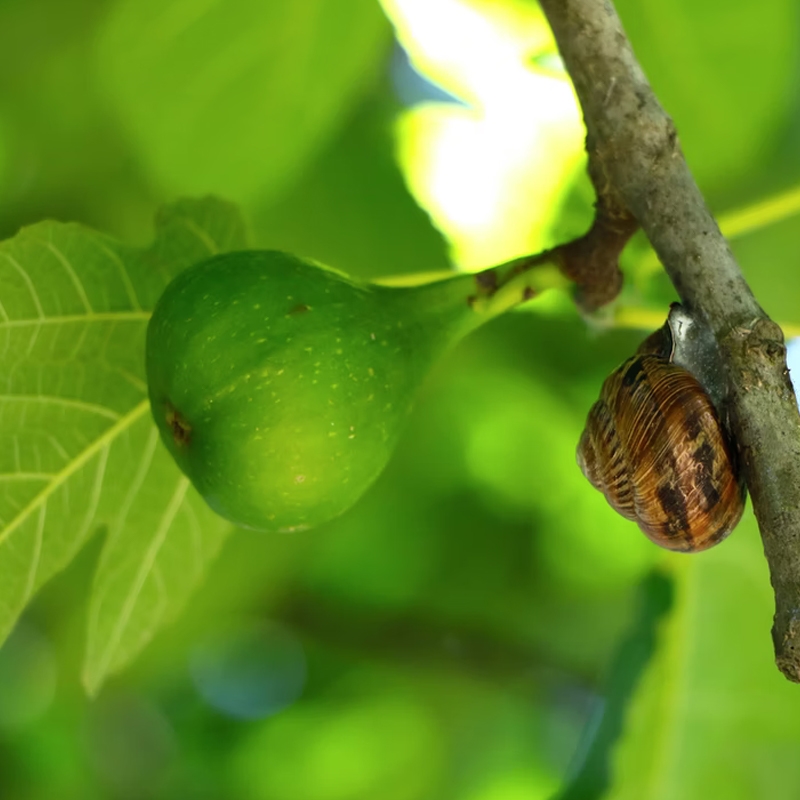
left=473, top=172, right=638, bottom=314
left=539, top=0, right=800, bottom=681
left=550, top=182, right=638, bottom=311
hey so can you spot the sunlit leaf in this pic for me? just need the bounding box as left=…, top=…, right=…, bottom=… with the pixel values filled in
left=0, top=197, right=245, bottom=693
left=382, top=0, right=556, bottom=107
left=382, top=0, right=585, bottom=268
left=96, top=0, right=391, bottom=204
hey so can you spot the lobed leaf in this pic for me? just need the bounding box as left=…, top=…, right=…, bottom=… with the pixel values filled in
left=0, top=197, right=246, bottom=693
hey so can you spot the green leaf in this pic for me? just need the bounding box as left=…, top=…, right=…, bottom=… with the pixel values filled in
left=559, top=572, right=673, bottom=800
left=731, top=212, right=800, bottom=329
left=0, top=196, right=246, bottom=694
left=253, top=92, right=451, bottom=281
left=603, top=514, right=800, bottom=799
left=96, top=0, right=391, bottom=204
left=615, top=0, right=799, bottom=193
left=0, top=119, right=6, bottom=191
left=0, top=0, right=158, bottom=242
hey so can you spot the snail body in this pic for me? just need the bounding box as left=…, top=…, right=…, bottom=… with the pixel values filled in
left=577, top=306, right=745, bottom=552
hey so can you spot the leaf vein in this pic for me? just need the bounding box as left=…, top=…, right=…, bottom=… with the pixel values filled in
left=0, top=251, right=45, bottom=318
left=183, top=500, right=204, bottom=576
left=176, top=217, right=220, bottom=255
left=0, top=400, right=150, bottom=548
left=90, top=239, right=143, bottom=312
left=67, top=444, right=111, bottom=565
left=23, top=503, right=46, bottom=603
left=40, top=240, right=95, bottom=314
left=0, top=312, right=149, bottom=331
left=94, top=475, right=190, bottom=683
left=0, top=395, right=123, bottom=421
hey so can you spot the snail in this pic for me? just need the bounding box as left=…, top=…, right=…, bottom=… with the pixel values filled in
left=577, top=304, right=746, bottom=552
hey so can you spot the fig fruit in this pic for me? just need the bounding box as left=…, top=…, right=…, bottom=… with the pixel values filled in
left=146, top=250, right=560, bottom=531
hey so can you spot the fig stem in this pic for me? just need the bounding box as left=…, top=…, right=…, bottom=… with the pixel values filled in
left=469, top=255, right=571, bottom=318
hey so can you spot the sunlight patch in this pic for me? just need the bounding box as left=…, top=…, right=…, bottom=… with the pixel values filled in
left=383, top=0, right=585, bottom=269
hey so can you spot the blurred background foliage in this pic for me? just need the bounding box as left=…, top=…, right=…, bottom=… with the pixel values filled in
left=2, top=0, right=800, bottom=798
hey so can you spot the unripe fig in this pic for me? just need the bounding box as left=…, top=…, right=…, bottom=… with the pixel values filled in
left=146, top=250, right=559, bottom=532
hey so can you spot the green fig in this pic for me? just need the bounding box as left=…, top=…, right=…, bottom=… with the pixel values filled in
left=146, top=250, right=566, bottom=532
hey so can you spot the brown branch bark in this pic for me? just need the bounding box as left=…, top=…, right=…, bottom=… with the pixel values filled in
left=538, top=0, right=800, bottom=680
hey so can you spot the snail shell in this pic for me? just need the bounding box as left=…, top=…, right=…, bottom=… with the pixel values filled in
left=577, top=313, right=745, bottom=552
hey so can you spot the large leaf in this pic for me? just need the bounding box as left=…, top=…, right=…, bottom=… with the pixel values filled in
left=603, top=513, right=800, bottom=799
left=558, top=573, right=674, bottom=800
left=0, top=197, right=246, bottom=693
left=253, top=93, right=450, bottom=281
left=615, top=0, right=799, bottom=195
left=0, top=0, right=156, bottom=241
left=96, top=0, right=391, bottom=205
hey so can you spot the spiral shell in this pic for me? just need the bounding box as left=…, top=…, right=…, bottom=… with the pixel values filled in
left=577, top=344, right=745, bottom=552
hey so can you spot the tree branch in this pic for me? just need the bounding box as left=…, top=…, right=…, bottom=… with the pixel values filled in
left=539, top=0, right=800, bottom=680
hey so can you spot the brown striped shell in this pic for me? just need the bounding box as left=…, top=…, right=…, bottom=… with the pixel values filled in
left=577, top=354, right=745, bottom=552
